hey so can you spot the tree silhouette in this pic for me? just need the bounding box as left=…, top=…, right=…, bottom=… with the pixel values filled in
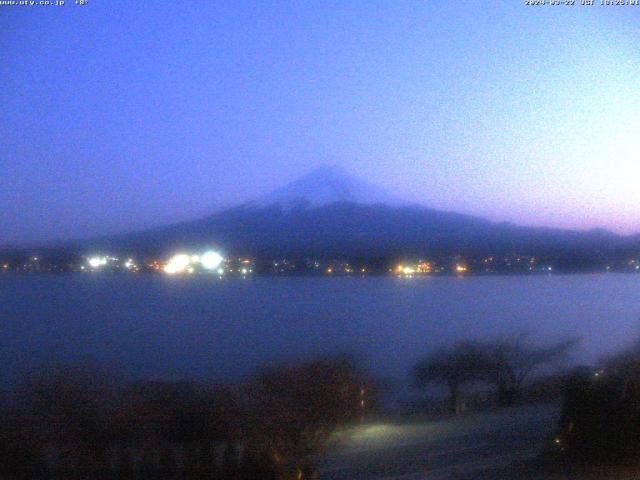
left=414, top=341, right=491, bottom=414
left=487, top=336, right=578, bottom=406
left=414, top=336, right=578, bottom=411
left=245, top=355, right=376, bottom=479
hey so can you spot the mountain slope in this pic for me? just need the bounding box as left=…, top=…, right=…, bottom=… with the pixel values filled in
left=76, top=166, right=634, bottom=260
left=85, top=203, right=629, bottom=260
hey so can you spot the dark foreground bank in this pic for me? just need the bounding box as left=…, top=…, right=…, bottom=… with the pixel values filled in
left=0, top=357, right=377, bottom=480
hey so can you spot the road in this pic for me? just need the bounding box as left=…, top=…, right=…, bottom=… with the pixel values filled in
left=320, top=403, right=561, bottom=480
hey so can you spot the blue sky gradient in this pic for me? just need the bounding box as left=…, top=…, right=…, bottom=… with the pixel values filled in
left=2, top=1, right=639, bottom=244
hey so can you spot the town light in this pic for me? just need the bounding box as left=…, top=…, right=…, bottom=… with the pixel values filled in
left=88, top=256, right=107, bottom=269
left=201, top=251, right=223, bottom=270
left=164, top=254, right=190, bottom=274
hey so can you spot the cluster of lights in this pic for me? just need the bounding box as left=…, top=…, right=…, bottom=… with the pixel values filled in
left=394, top=264, right=421, bottom=277
left=86, top=255, right=139, bottom=272
left=401, top=265, right=415, bottom=276
left=324, top=262, right=357, bottom=275
left=455, top=264, right=468, bottom=274
left=164, top=250, right=224, bottom=275
left=124, top=258, right=137, bottom=270
left=394, top=261, right=436, bottom=277
left=87, top=256, right=108, bottom=269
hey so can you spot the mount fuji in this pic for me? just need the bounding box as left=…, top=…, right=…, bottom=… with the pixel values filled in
left=78, top=165, right=631, bottom=262
left=250, top=165, right=406, bottom=210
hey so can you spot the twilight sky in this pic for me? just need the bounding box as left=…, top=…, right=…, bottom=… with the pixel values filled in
left=2, top=1, right=640, bottom=245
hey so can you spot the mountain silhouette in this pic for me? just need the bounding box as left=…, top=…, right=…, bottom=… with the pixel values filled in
left=76, top=166, right=634, bottom=263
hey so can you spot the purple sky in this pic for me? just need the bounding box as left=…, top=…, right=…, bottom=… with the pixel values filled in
left=2, top=1, right=640, bottom=245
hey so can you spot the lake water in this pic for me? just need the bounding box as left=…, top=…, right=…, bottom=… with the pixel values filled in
left=1, top=273, right=640, bottom=388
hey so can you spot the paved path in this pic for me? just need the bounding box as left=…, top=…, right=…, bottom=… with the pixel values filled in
left=319, top=404, right=560, bottom=480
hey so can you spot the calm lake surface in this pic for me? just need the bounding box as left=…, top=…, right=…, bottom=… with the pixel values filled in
left=1, top=273, right=640, bottom=387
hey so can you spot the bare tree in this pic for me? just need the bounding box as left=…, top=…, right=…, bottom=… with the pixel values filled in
left=485, top=336, right=578, bottom=406
left=245, top=355, right=377, bottom=479
left=414, top=336, right=578, bottom=412
left=414, top=341, right=491, bottom=414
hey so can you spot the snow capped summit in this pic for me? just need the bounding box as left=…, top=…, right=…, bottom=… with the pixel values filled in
left=252, top=165, right=406, bottom=209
